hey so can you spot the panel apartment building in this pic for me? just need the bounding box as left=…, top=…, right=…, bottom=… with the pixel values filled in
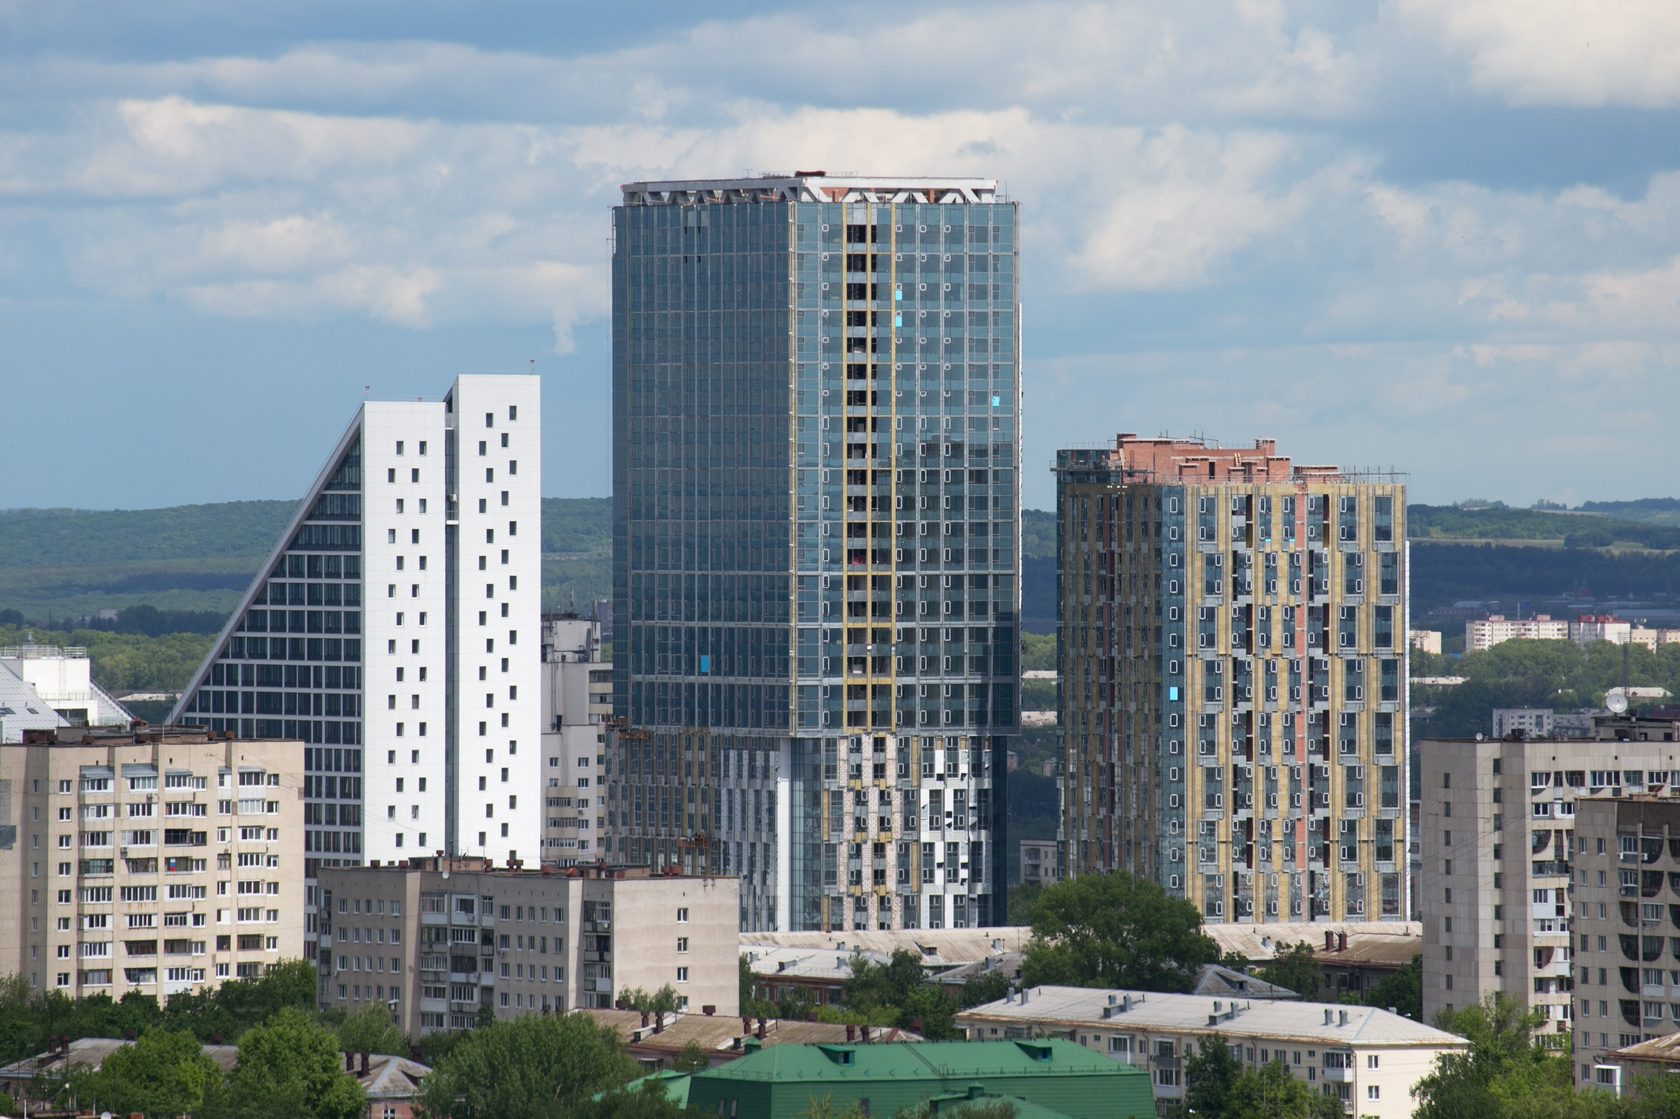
left=609, top=175, right=1021, bottom=932
left=1570, top=794, right=1680, bottom=1091
left=1057, top=436, right=1407, bottom=924
left=541, top=614, right=610, bottom=864
left=1419, top=716, right=1680, bottom=1039
left=0, top=726, right=304, bottom=1000
left=170, top=375, right=542, bottom=952
left=317, top=857, right=737, bottom=1036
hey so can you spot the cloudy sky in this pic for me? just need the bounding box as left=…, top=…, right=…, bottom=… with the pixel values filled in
left=7, top=0, right=1679, bottom=512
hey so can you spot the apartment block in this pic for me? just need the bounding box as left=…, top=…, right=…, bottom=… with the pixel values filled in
left=170, top=374, right=543, bottom=952
left=610, top=174, right=1020, bottom=932
left=541, top=615, right=611, bottom=864
left=1571, top=795, right=1680, bottom=1091
left=316, top=857, right=737, bottom=1037
left=1057, top=435, right=1407, bottom=924
left=955, top=986, right=1465, bottom=1119
left=1465, top=614, right=1570, bottom=652
left=1419, top=716, right=1680, bottom=1038
left=0, top=726, right=304, bottom=1000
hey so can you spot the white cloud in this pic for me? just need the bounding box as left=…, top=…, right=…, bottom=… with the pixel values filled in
left=1397, top=0, right=1680, bottom=108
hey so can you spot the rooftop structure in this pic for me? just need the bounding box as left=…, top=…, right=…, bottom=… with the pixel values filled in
left=646, top=1037, right=1154, bottom=1119
left=957, top=985, right=1464, bottom=1119
left=0, top=726, right=304, bottom=1002
left=578, top=1008, right=921, bottom=1070
left=0, top=644, right=131, bottom=735
left=317, top=855, right=737, bottom=1036
left=1057, top=434, right=1408, bottom=924
left=620, top=173, right=1000, bottom=206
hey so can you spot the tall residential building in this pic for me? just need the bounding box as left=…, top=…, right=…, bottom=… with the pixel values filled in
left=1418, top=716, right=1680, bottom=1039
left=1056, top=436, right=1407, bottom=924
left=316, top=857, right=738, bottom=1036
left=1570, top=794, right=1680, bottom=1091
left=169, top=375, right=543, bottom=952
left=609, top=174, right=1021, bottom=932
left=0, top=726, right=304, bottom=999
left=541, top=614, right=610, bottom=864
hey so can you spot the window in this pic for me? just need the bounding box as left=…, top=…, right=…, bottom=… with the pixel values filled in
left=677, top=907, right=688, bottom=923
left=1367, top=1086, right=1380, bottom=1101
left=677, top=937, right=689, bottom=953
left=676, top=966, right=689, bottom=983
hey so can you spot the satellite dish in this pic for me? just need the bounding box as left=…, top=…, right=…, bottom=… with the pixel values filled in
left=1607, top=690, right=1630, bottom=715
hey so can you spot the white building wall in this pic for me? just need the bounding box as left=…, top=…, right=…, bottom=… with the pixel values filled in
left=360, top=402, right=451, bottom=863
left=446, top=376, right=543, bottom=862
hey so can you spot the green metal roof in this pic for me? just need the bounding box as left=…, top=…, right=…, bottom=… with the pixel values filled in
left=699, top=1038, right=1122, bottom=1083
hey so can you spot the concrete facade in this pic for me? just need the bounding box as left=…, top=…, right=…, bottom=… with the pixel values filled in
left=1018, top=838, right=1060, bottom=886
left=1570, top=796, right=1680, bottom=1091
left=1419, top=716, right=1680, bottom=1039
left=317, top=857, right=737, bottom=1037
left=1465, top=614, right=1569, bottom=652
left=956, top=985, right=1465, bottom=1119
left=1057, top=435, right=1408, bottom=925
left=0, top=726, right=305, bottom=1001
left=540, top=615, right=610, bottom=864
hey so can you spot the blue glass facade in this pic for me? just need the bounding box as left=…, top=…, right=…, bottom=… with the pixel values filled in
left=611, top=178, right=1019, bottom=931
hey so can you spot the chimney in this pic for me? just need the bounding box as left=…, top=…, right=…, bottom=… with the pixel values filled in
left=1337, top=1010, right=1349, bottom=1027
left=756, top=1018, right=767, bottom=1041
left=1323, top=1009, right=1334, bottom=1026
left=861, top=1025, right=871, bottom=1043
left=360, top=1052, right=369, bottom=1076
left=1337, top=931, right=1348, bottom=952
left=846, top=1024, right=857, bottom=1042
left=1324, top=930, right=1334, bottom=951
left=641, top=1011, right=650, bottom=1028
left=742, top=1017, right=752, bottom=1034
left=1020, top=990, right=1029, bottom=1006
left=653, top=1015, right=663, bottom=1035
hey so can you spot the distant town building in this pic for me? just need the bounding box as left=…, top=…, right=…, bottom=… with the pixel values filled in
left=1465, top=614, right=1570, bottom=652
left=168, top=375, right=544, bottom=959
left=1419, top=716, right=1680, bottom=1038
left=541, top=615, right=611, bottom=865
left=1573, top=615, right=1633, bottom=647
left=1018, top=838, right=1060, bottom=887
left=1570, top=795, right=1680, bottom=1092
left=1492, top=708, right=1555, bottom=739
left=316, top=857, right=737, bottom=1036
left=1408, top=629, right=1442, bottom=656
left=581, top=1008, right=922, bottom=1070
left=956, top=986, right=1465, bottom=1119
left=1056, top=434, right=1407, bottom=924
left=0, top=644, right=131, bottom=731
left=0, top=725, right=304, bottom=1001
left=1628, top=627, right=1680, bottom=651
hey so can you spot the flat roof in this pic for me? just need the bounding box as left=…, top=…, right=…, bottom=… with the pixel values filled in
left=621, top=174, right=1000, bottom=206
left=740, top=926, right=1030, bottom=967
left=958, top=986, right=1464, bottom=1050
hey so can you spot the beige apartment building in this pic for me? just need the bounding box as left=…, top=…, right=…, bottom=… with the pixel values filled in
left=1464, top=614, right=1570, bottom=652
left=0, top=726, right=305, bottom=1000
left=1570, top=795, right=1680, bottom=1092
left=956, top=985, right=1465, bottom=1119
left=317, top=857, right=737, bottom=1037
left=1419, top=716, right=1680, bottom=1039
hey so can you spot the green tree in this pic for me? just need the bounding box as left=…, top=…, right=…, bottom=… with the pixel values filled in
left=417, top=1012, right=639, bottom=1119
left=1362, top=955, right=1422, bottom=1020
left=572, top=1084, right=693, bottom=1119
left=337, top=1003, right=408, bottom=1056
left=1223, top=1060, right=1342, bottom=1119
left=226, top=1007, right=363, bottom=1119
left=1006, top=883, right=1044, bottom=925
left=898, top=985, right=958, bottom=1040
left=1254, top=941, right=1322, bottom=999
left=957, top=969, right=1012, bottom=1010
left=1019, top=872, right=1218, bottom=992
left=671, top=1040, right=710, bottom=1074
left=1177, top=1035, right=1241, bottom=1119
left=1412, top=994, right=1570, bottom=1119
left=70, top=1028, right=224, bottom=1119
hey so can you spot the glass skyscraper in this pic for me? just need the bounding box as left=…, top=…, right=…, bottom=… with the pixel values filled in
left=608, top=175, right=1020, bottom=932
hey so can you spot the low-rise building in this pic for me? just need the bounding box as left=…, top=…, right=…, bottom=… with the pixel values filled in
left=1570, top=795, right=1680, bottom=1091
left=541, top=614, right=611, bottom=865
left=1492, top=708, right=1556, bottom=739
left=580, top=1008, right=921, bottom=1069
left=0, top=725, right=305, bottom=1001
left=1420, top=716, right=1680, bottom=1038
left=743, top=944, right=889, bottom=1008
left=1466, top=614, right=1569, bottom=652
left=956, top=985, right=1464, bottom=1119
left=317, top=857, right=737, bottom=1036
left=646, top=1038, right=1156, bottom=1119
left=1408, top=630, right=1443, bottom=656
left=1019, top=838, right=1060, bottom=887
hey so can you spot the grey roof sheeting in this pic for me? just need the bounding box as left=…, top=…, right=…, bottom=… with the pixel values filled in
left=0, top=662, right=66, bottom=743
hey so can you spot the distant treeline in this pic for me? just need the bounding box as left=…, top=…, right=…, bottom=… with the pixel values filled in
left=1410, top=503, right=1680, bottom=549
left=1411, top=542, right=1680, bottom=613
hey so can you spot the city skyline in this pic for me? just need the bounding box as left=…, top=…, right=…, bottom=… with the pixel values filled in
left=9, top=3, right=1680, bottom=514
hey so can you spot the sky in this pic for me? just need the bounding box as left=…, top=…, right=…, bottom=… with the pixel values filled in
left=6, top=0, right=1680, bottom=513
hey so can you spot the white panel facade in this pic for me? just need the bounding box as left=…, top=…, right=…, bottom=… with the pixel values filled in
left=446, top=376, right=543, bottom=862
